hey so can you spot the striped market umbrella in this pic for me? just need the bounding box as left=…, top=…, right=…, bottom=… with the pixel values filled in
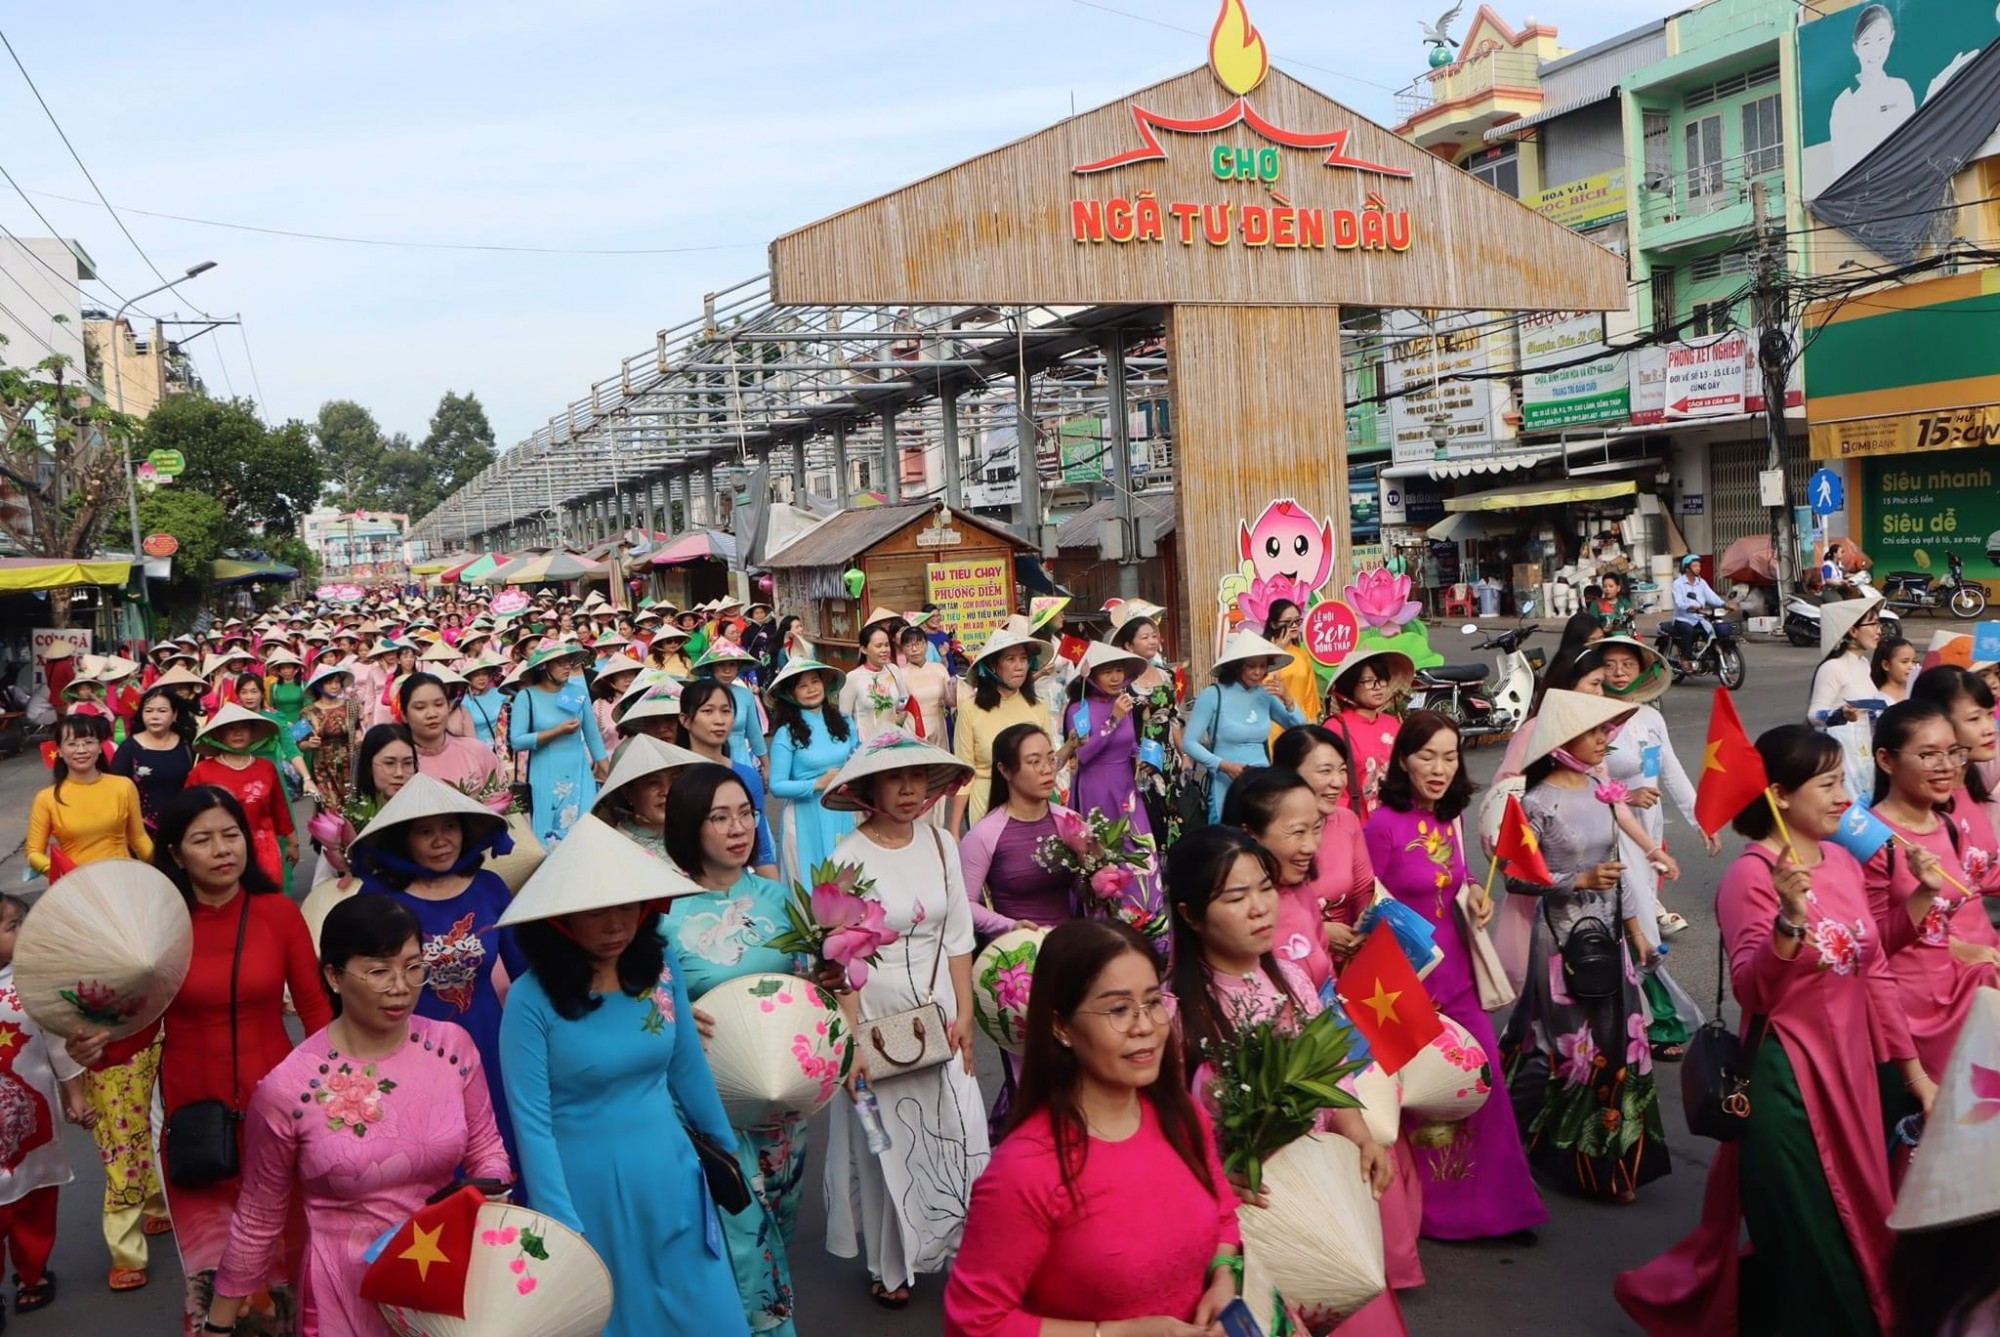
left=504, top=551, right=606, bottom=585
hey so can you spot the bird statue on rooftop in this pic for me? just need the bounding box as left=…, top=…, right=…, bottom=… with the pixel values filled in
left=1421, top=3, right=1463, bottom=67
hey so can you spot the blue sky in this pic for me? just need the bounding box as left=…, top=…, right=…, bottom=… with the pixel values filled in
left=0, top=0, right=1663, bottom=456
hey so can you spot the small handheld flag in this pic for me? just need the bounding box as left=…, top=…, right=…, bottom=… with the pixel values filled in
left=1495, top=794, right=1554, bottom=886
left=360, top=1184, right=483, bottom=1318
left=1336, top=928, right=1444, bottom=1075
left=1828, top=796, right=1895, bottom=863
left=1694, top=689, right=1769, bottom=836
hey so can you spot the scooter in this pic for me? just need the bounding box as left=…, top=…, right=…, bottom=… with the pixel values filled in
left=1656, top=609, right=1748, bottom=690
left=1784, top=587, right=1903, bottom=648
left=1409, top=604, right=1543, bottom=740
left=1881, top=551, right=1989, bottom=620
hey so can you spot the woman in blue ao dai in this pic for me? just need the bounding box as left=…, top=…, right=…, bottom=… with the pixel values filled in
left=507, top=646, right=607, bottom=846
left=766, top=661, right=858, bottom=889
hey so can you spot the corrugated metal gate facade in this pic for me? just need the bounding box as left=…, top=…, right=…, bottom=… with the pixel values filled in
left=1707, top=437, right=1812, bottom=557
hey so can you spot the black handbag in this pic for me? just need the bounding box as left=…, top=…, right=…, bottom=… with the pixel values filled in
left=687, top=1126, right=752, bottom=1214
left=1544, top=900, right=1623, bottom=1001
left=164, top=893, right=250, bottom=1187
left=1681, top=885, right=1766, bottom=1142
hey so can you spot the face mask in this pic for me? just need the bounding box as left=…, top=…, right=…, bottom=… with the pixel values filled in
left=1551, top=746, right=1595, bottom=774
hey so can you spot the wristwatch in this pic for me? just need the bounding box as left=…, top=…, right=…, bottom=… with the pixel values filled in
left=1773, top=912, right=1808, bottom=940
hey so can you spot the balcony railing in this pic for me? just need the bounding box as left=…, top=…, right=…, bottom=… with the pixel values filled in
left=1393, top=50, right=1542, bottom=123
left=1638, top=150, right=1785, bottom=229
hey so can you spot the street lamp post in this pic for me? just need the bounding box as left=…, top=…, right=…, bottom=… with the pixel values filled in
left=113, top=261, right=217, bottom=555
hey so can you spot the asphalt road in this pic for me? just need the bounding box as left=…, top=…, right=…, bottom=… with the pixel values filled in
left=0, top=630, right=1831, bottom=1336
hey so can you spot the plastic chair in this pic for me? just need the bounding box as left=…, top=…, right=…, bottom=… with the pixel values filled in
left=1442, top=582, right=1475, bottom=618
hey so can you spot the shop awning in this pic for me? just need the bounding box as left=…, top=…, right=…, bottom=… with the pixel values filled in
left=1381, top=451, right=1559, bottom=481
left=496, top=551, right=605, bottom=585
left=650, top=530, right=736, bottom=567
left=410, top=560, right=454, bottom=576
left=1427, top=512, right=1513, bottom=541
left=0, top=556, right=132, bottom=591
left=444, top=552, right=507, bottom=584
left=212, top=557, right=300, bottom=586
left=1444, top=478, right=1637, bottom=513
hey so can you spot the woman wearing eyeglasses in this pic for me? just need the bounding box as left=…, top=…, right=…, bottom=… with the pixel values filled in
left=944, top=919, right=1241, bottom=1337
left=1808, top=597, right=1884, bottom=726
left=1860, top=699, right=2000, bottom=1083
left=659, top=763, right=809, bottom=1337
left=73, top=787, right=332, bottom=1320
left=202, top=894, right=511, bottom=1337
left=1261, top=599, right=1322, bottom=734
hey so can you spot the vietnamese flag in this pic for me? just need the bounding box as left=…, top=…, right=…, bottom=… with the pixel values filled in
left=1495, top=793, right=1554, bottom=885
left=360, top=1184, right=482, bottom=1318
left=1057, top=634, right=1091, bottom=666
left=1694, top=687, right=1769, bottom=836
left=1336, top=926, right=1444, bottom=1075
left=45, top=842, right=76, bottom=884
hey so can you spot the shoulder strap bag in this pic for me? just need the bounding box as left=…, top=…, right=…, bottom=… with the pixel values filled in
left=862, top=829, right=956, bottom=1077
left=164, top=893, right=251, bottom=1187
left=1543, top=836, right=1624, bottom=1002
left=1681, top=862, right=1768, bottom=1142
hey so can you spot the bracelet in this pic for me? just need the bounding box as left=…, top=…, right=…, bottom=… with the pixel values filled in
left=1773, top=912, right=1808, bottom=940
left=1904, top=1072, right=1929, bottom=1091
left=203, top=1322, right=234, bottom=1335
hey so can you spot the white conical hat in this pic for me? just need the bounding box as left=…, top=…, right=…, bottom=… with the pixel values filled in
left=1523, top=689, right=1638, bottom=765
left=1595, top=635, right=1672, bottom=706
left=589, top=734, right=711, bottom=815
left=969, top=625, right=1052, bottom=674
left=147, top=664, right=208, bottom=692
left=1889, top=986, right=2000, bottom=1232
left=306, top=661, right=355, bottom=693
left=1331, top=647, right=1414, bottom=698
left=1105, top=597, right=1167, bottom=628
left=419, top=639, right=460, bottom=663
left=766, top=657, right=845, bottom=698
left=375, top=1201, right=612, bottom=1337
left=14, top=859, right=193, bottom=1040
left=1820, top=591, right=1884, bottom=656
left=194, top=702, right=279, bottom=748
left=1397, top=1013, right=1492, bottom=1125
left=495, top=815, right=703, bottom=926
left=1212, top=630, right=1291, bottom=675
left=695, top=972, right=855, bottom=1124
left=348, top=774, right=509, bottom=867
left=1075, top=640, right=1147, bottom=680
left=823, top=729, right=972, bottom=813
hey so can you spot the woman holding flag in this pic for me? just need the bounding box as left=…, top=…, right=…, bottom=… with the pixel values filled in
left=1859, top=699, right=2000, bottom=1081
left=1617, top=724, right=1935, bottom=1336
left=1366, top=712, right=1546, bottom=1242
left=1497, top=690, right=1672, bottom=1206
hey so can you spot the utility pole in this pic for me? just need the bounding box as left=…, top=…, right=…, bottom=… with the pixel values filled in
left=1751, top=180, right=1796, bottom=601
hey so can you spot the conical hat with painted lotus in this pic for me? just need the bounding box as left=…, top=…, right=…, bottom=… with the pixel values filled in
left=695, top=973, right=855, bottom=1125
left=1889, top=986, right=2000, bottom=1232
left=14, top=859, right=192, bottom=1040
left=373, top=1201, right=612, bottom=1337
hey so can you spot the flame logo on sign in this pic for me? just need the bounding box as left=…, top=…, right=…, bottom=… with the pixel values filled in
left=1209, top=0, right=1268, bottom=96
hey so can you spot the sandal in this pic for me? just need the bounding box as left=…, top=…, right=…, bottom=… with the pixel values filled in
left=1651, top=1042, right=1686, bottom=1062
left=1657, top=910, right=1690, bottom=937
left=106, top=1267, right=146, bottom=1292
left=142, top=1216, right=174, bottom=1236
left=870, top=1280, right=911, bottom=1310
left=14, top=1271, right=53, bottom=1312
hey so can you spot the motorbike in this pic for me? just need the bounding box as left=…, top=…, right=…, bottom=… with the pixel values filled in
left=1880, top=551, right=1988, bottom=620
left=1656, top=609, right=1747, bottom=690
left=1784, top=586, right=1902, bottom=648
left=1409, top=605, right=1543, bottom=740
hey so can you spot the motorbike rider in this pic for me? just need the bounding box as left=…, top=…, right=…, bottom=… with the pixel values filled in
left=1819, top=545, right=1862, bottom=601
left=1669, top=555, right=1729, bottom=674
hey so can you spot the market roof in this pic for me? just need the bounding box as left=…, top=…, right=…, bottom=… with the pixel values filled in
left=1053, top=490, right=1177, bottom=552
left=0, top=556, right=131, bottom=592
left=764, top=502, right=1024, bottom=569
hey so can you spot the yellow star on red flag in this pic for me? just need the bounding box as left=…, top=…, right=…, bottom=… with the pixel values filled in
left=1360, top=979, right=1403, bottom=1026
left=399, top=1223, right=450, bottom=1280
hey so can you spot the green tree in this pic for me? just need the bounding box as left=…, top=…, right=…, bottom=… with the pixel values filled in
left=142, top=396, right=323, bottom=536
left=312, top=399, right=388, bottom=509
left=136, top=486, right=227, bottom=625
left=416, top=390, right=496, bottom=505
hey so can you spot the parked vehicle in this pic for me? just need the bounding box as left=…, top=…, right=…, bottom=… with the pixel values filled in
left=1656, top=611, right=1747, bottom=690
left=1409, top=608, right=1543, bottom=740
left=1784, top=590, right=1902, bottom=648
left=1880, top=551, right=1988, bottom=620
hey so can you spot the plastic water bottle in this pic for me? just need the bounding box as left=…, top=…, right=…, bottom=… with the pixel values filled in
left=852, top=1077, right=892, bottom=1155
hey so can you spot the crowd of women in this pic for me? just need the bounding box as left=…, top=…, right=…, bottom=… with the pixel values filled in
left=8, top=581, right=1995, bottom=1336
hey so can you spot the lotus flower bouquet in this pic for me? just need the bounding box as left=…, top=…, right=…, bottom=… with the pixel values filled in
left=765, top=860, right=900, bottom=989
left=1032, top=804, right=1164, bottom=939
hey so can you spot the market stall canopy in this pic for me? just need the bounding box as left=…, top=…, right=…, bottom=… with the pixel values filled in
left=211, top=556, right=300, bottom=586
left=474, top=551, right=545, bottom=584
left=445, top=552, right=508, bottom=584
left=501, top=551, right=606, bottom=585
left=1426, top=512, right=1510, bottom=542
left=1718, top=535, right=1777, bottom=587
left=649, top=530, right=737, bottom=568
left=409, top=560, right=454, bottom=577
left=0, top=556, right=131, bottom=591
left=1443, top=478, right=1637, bottom=514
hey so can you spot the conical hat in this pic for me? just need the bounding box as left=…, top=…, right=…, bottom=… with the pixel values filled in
left=1398, top=1013, right=1492, bottom=1124
left=823, top=729, right=972, bottom=813
left=306, top=661, right=355, bottom=693
left=1523, top=689, right=1637, bottom=765
left=261, top=647, right=305, bottom=672
left=419, top=640, right=459, bottom=663
left=201, top=650, right=254, bottom=677
left=970, top=625, right=1052, bottom=674
left=1594, top=635, right=1672, bottom=706
left=1027, top=595, right=1070, bottom=632
left=81, top=653, right=140, bottom=683
left=148, top=664, right=208, bottom=692
left=696, top=973, right=855, bottom=1124
left=374, top=1200, right=612, bottom=1337
left=1212, top=631, right=1292, bottom=675
left=650, top=623, right=690, bottom=643
left=767, top=657, right=845, bottom=699
left=691, top=642, right=756, bottom=671
left=1889, top=986, right=2000, bottom=1232
left=348, top=773, right=509, bottom=865
left=1331, top=647, right=1414, bottom=697
left=37, top=641, right=76, bottom=660
left=13, top=859, right=193, bottom=1040
left=1820, top=591, right=1884, bottom=656
left=1106, top=598, right=1167, bottom=628
left=618, top=686, right=683, bottom=729
left=971, top=927, right=1049, bottom=1055
left=861, top=607, right=904, bottom=630
left=1075, top=640, right=1147, bottom=680
left=194, top=702, right=280, bottom=748
left=589, top=734, right=710, bottom=815
left=495, top=816, right=704, bottom=926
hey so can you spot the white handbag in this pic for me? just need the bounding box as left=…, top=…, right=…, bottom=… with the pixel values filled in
left=861, top=829, right=954, bottom=1077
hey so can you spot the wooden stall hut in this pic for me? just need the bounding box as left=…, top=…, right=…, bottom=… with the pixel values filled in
left=1052, top=491, right=1183, bottom=657
left=764, top=501, right=1030, bottom=669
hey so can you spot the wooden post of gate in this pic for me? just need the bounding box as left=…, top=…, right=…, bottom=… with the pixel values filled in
left=767, top=0, right=1626, bottom=674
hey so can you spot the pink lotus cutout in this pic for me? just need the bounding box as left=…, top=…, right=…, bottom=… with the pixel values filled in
left=1345, top=568, right=1422, bottom=634
left=1236, top=573, right=1313, bottom=631
left=1963, top=1062, right=2000, bottom=1125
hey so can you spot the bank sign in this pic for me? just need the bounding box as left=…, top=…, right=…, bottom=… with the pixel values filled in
left=1863, top=456, right=2000, bottom=580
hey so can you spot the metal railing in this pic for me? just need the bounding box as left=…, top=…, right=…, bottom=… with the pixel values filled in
left=1638, top=150, right=1785, bottom=228
left=1393, top=50, right=1542, bottom=122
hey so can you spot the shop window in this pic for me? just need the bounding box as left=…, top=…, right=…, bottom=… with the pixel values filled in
left=1690, top=300, right=1737, bottom=336
left=1467, top=147, right=1519, bottom=198
left=1684, top=115, right=1724, bottom=199
left=1643, top=111, right=1672, bottom=192
left=1650, top=269, right=1677, bottom=337
left=1742, top=94, right=1784, bottom=177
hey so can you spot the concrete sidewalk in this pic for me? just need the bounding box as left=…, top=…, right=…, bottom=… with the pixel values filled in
left=0, top=749, right=54, bottom=888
